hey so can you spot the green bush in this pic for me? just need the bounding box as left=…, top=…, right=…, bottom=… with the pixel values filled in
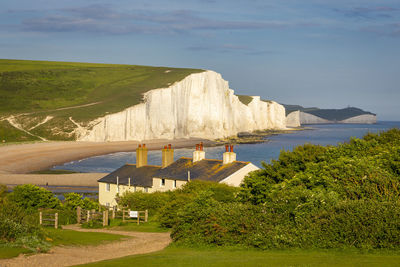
left=118, top=191, right=170, bottom=214
left=171, top=129, right=400, bottom=249
left=8, top=184, right=60, bottom=211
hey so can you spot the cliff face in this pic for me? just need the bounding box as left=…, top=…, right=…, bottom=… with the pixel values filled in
left=299, top=111, right=331, bottom=124
left=78, top=71, right=286, bottom=141
left=286, top=111, right=301, bottom=127
left=286, top=111, right=377, bottom=126
left=340, top=114, right=377, bottom=124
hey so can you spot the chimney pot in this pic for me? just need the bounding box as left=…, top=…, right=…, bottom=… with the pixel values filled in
left=138, top=144, right=142, bottom=148
left=200, top=142, right=204, bottom=151
left=143, top=144, right=146, bottom=148
left=230, top=145, right=234, bottom=152
left=168, top=144, right=172, bottom=149
left=225, top=144, right=229, bottom=152
left=164, top=145, right=167, bottom=149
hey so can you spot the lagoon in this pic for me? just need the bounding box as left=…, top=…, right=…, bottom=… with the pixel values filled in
left=53, top=121, right=400, bottom=173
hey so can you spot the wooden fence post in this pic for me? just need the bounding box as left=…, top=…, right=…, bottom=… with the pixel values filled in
left=137, top=211, right=139, bottom=225
left=103, top=210, right=109, bottom=227
left=145, top=209, right=148, bottom=222
left=77, top=206, right=81, bottom=224
left=87, top=210, right=90, bottom=223
left=39, top=211, right=42, bottom=225
left=55, top=213, right=58, bottom=229
left=122, top=209, right=125, bottom=222
left=112, top=208, right=115, bottom=219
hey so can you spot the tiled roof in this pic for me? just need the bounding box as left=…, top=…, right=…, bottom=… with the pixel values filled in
left=154, top=157, right=249, bottom=182
left=98, top=164, right=161, bottom=187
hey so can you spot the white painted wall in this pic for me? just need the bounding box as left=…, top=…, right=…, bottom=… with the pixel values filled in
left=220, top=163, right=259, bottom=187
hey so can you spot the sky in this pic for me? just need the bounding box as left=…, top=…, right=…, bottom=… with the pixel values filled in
left=1, top=0, right=399, bottom=120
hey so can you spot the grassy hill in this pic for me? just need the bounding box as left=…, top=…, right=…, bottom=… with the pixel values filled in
left=0, top=59, right=203, bottom=141
left=283, top=104, right=375, bottom=121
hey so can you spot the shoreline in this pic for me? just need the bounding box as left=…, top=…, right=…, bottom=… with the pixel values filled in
left=0, top=138, right=213, bottom=175
left=0, top=129, right=301, bottom=187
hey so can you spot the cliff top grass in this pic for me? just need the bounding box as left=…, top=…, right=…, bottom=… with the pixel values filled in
left=237, top=95, right=253, bottom=105
left=0, top=59, right=203, bottom=141
left=0, top=59, right=204, bottom=120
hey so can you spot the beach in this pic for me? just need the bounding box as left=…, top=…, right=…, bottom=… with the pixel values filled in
left=0, top=138, right=211, bottom=186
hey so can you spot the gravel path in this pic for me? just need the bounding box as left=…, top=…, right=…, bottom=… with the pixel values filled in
left=0, top=225, right=171, bottom=267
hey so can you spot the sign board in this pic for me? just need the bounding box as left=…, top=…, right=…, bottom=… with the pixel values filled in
left=129, top=211, right=138, bottom=218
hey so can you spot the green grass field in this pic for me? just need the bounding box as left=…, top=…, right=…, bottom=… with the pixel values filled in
left=0, top=228, right=126, bottom=259
left=107, top=217, right=169, bottom=233
left=77, top=246, right=400, bottom=267
left=0, top=59, right=203, bottom=141
left=44, top=228, right=126, bottom=247
left=0, top=246, right=31, bottom=259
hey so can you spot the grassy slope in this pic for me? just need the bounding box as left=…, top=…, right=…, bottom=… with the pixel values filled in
left=0, top=59, right=203, bottom=140
left=77, top=247, right=400, bottom=267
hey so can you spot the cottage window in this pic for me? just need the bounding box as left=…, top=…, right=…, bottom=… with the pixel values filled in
left=161, top=178, right=166, bottom=186
left=173, top=180, right=177, bottom=188
left=134, top=186, right=137, bottom=192
left=106, top=183, right=110, bottom=192
left=144, top=187, right=148, bottom=193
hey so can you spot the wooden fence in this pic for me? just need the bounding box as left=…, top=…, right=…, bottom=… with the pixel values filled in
left=121, top=209, right=148, bottom=225
left=39, top=211, right=58, bottom=229
left=76, top=207, right=109, bottom=226
left=76, top=207, right=148, bottom=226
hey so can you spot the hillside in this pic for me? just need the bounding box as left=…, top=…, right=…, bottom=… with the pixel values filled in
left=0, top=60, right=287, bottom=142
left=283, top=105, right=375, bottom=120
left=0, top=59, right=204, bottom=141
left=283, top=104, right=376, bottom=126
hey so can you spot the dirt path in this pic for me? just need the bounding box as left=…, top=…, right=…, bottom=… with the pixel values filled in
left=0, top=225, right=171, bottom=267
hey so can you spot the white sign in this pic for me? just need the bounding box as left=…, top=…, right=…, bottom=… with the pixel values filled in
left=129, top=211, right=138, bottom=218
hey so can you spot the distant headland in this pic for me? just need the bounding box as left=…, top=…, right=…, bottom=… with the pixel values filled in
left=284, top=105, right=376, bottom=127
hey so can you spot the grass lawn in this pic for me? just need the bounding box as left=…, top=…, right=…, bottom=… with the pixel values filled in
left=76, top=246, right=400, bottom=267
left=0, top=246, right=31, bottom=259
left=44, top=228, right=127, bottom=247
left=106, top=218, right=169, bottom=233
left=0, top=59, right=204, bottom=140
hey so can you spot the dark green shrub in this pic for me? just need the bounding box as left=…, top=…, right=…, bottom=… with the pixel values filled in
left=8, top=184, right=60, bottom=211
left=118, top=191, right=170, bottom=214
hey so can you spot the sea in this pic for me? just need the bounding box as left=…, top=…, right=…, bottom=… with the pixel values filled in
left=52, top=121, right=400, bottom=173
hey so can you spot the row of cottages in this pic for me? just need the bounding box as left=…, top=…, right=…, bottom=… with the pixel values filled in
left=98, top=143, right=259, bottom=207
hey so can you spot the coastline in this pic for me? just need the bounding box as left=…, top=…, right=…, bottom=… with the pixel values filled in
left=0, top=128, right=302, bottom=187
left=0, top=138, right=213, bottom=187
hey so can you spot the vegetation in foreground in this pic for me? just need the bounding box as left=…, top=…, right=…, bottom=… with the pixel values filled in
left=0, top=59, right=203, bottom=141
left=118, top=128, right=400, bottom=250
left=0, top=184, right=102, bottom=257
left=77, top=246, right=400, bottom=267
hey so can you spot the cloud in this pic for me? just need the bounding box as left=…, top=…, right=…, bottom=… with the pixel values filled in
left=362, top=22, right=400, bottom=37
left=186, top=43, right=276, bottom=55
left=334, top=6, right=398, bottom=20
left=18, top=4, right=312, bottom=35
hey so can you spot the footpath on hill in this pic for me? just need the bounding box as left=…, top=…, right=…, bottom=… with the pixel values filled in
left=0, top=225, right=171, bottom=267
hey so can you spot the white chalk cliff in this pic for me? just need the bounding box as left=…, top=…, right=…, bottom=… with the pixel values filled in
left=77, top=71, right=286, bottom=141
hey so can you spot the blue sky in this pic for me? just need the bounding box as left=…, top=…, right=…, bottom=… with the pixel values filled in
left=1, top=0, right=399, bottom=120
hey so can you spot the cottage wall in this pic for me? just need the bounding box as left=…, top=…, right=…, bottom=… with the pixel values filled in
left=98, top=182, right=149, bottom=207
left=219, top=163, right=259, bottom=186
left=152, top=177, right=186, bottom=192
